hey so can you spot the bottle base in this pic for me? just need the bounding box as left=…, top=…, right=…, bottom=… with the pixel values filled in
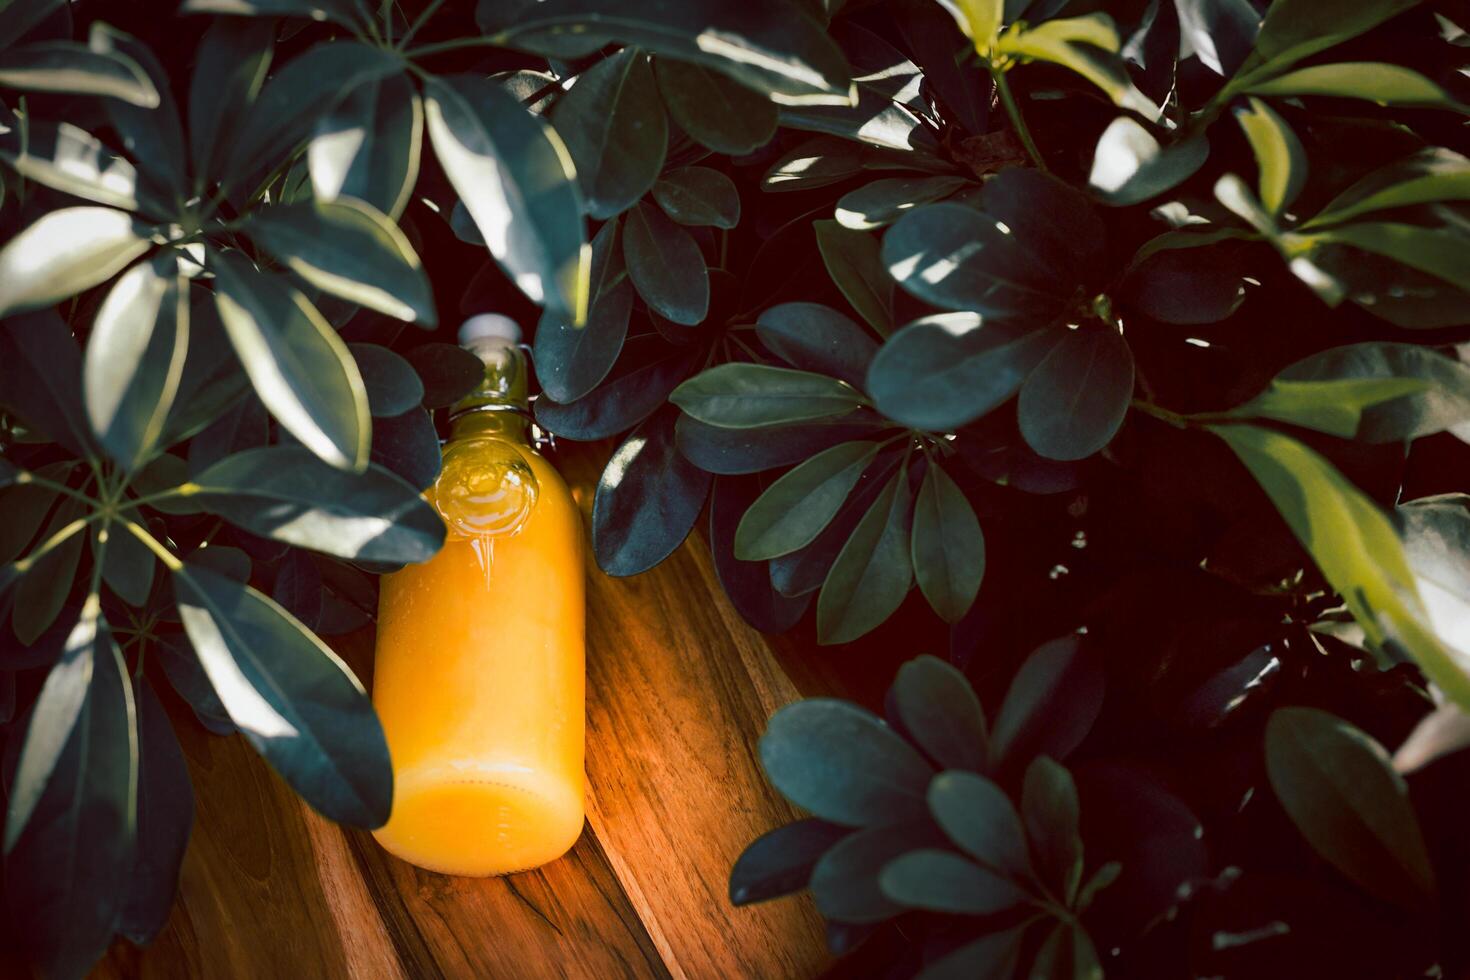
left=372, top=770, right=584, bottom=877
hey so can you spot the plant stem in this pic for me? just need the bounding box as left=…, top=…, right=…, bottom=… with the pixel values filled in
left=381, top=0, right=394, bottom=45
left=397, top=0, right=448, bottom=50
left=121, top=518, right=183, bottom=572
left=117, top=482, right=198, bottom=513
left=404, top=35, right=503, bottom=59
left=990, top=66, right=1048, bottom=174
left=10, top=514, right=98, bottom=574
left=13, top=471, right=98, bottom=508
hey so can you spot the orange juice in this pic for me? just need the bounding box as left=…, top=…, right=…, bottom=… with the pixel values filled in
left=372, top=315, right=585, bottom=876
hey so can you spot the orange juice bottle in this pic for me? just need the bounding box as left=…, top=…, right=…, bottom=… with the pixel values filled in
left=372, top=315, right=585, bottom=876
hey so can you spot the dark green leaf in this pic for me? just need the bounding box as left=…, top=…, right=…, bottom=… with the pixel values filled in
left=1088, top=117, right=1209, bottom=206
left=244, top=199, right=436, bottom=326
left=978, top=169, right=1104, bottom=283
left=1017, top=325, right=1134, bottom=461
left=88, top=24, right=186, bottom=197
left=770, top=454, right=900, bottom=597
left=552, top=47, right=667, bottom=220
left=708, top=475, right=812, bottom=633
left=1246, top=62, right=1463, bottom=110
left=535, top=217, right=633, bottom=403
left=130, top=454, right=201, bottom=516
left=675, top=411, right=889, bottom=475
left=623, top=200, right=709, bottom=325
left=118, top=676, right=193, bottom=944
left=309, top=72, right=422, bottom=220
left=1309, top=222, right=1470, bottom=294
left=363, top=404, right=444, bottom=489
left=0, top=464, right=68, bottom=566
left=0, top=117, right=142, bottom=210
left=868, top=314, right=1062, bottom=432
left=592, top=407, right=711, bottom=576
left=3, top=624, right=135, bottom=980
left=911, top=461, right=984, bottom=623
left=1022, top=755, right=1084, bottom=904
left=1030, top=921, right=1102, bottom=980
left=883, top=203, right=1061, bottom=320
left=810, top=821, right=944, bottom=923
left=1266, top=706, right=1436, bottom=907
left=211, top=250, right=371, bottom=471
left=672, top=363, right=866, bottom=429
left=191, top=445, right=444, bottom=563
left=1235, top=96, right=1306, bottom=216
left=227, top=41, right=402, bottom=191
left=928, top=770, right=1030, bottom=878
left=173, top=561, right=392, bottom=827
left=156, top=633, right=235, bottom=735
left=0, top=310, right=92, bottom=458
left=84, top=253, right=189, bottom=471
left=1249, top=0, right=1433, bottom=72
left=836, top=176, right=969, bottom=231
left=917, top=926, right=1027, bottom=980
left=102, top=519, right=155, bottom=607
left=406, top=342, right=485, bottom=409
left=891, top=655, right=987, bottom=771
left=1120, top=244, right=1246, bottom=324
left=763, top=136, right=867, bottom=191
left=756, top=302, right=877, bottom=389
left=652, top=167, right=741, bottom=229
left=350, top=343, right=425, bottom=417
left=0, top=38, right=158, bottom=105
left=761, top=697, right=933, bottom=825
left=817, top=467, right=913, bottom=644
left=1306, top=148, right=1470, bottom=228
left=653, top=56, right=777, bottom=155
left=536, top=338, right=697, bottom=440
left=0, top=0, right=66, bottom=50
left=484, top=0, right=856, bottom=106
left=729, top=818, right=850, bottom=905
left=12, top=497, right=86, bottom=646
left=989, top=636, right=1104, bottom=772
left=0, top=208, right=149, bottom=316
left=188, top=18, right=274, bottom=193
left=1175, top=0, right=1258, bottom=76
left=187, top=391, right=267, bottom=477
left=780, top=86, right=939, bottom=153
left=183, top=0, right=362, bottom=27
left=815, top=220, right=893, bottom=336
left=736, top=441, right=880, bottom=560
left=880, top=849, right=1029, bottom=914
left=424, top=74, right=589, bottom=322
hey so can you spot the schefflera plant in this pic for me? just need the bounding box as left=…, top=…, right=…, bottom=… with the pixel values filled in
left=729, top=644, right=1188, bottom=979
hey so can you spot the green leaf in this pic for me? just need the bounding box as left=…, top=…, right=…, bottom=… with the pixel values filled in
left=891, top=655, right=987, bottom=771
left=83, top=253, right=189, bottom=472
left=5, top=598, right=102, bottom=852
left=756, top=302, right=877, bottom=389
left=880, top=849, right=1029, bottom=914
left=0, top=311, right=92, bottom=458
left=591, top=407, right=712, bottom=576
left=0, top=118, right=142, bottom=210
left=867, top=315, right=1062, bottom=432
left=1175, top=0, right=1258, bottom=77
left=916, top=926, right=1027, bottom=980
left=551, top=47, right=666, bottom=220
left=182, top=0, right=363, bottom=27
left=188, top=18, right=274, bottom=193
left=809, top=821, right=945, bottom=922
left=88, top=24, right=187, bottom=199
left=729, top=818, right=850, bottom=905
left=406, top=342, right=485, bottom=409
left=3, top=622, right=136, bottom=980
left=309, top=72, right=422, bottom=220
left=0, top=39, right=159, bottom=105
left=1235, top=96, right=1306, bottom=216
left=535, top=219, right=633, bottom=403
left=1031, top=921, right=1102, bottom=980
left=623, top=200, right=709, bottom=325
left=760, top=697, right=933, bottom=826
left=1210, top=424, right=1470, bottom=708
left=763, top=136, right=867, bottom=191
left=1307, top=148, right=1470, bottom=228
left=1229, top=376, right=1434, bottom=439
left=672, top=363, right=867, bottom=429
left=483, top=0, right=856, bottom=107
left=1247, top=0, right=1424, bottom=72
left=349, top=343, right=424, bottom=417
left=995, top=15, right=1153, bottom=115
left=836, top=176, right=969, bottom=231
left=779, top=85, right=939, bottom=153
left=1088, top=116, right=1209, bottom=206
left=1246, top=62, right=1463, bottom=111
left=911, top=461, right=984, bottom=623
left=536, top=340, right=699, bottom=440
left=102, top=518, right=155, bottom=607
left=652, top=167, right=741, bottom=229
left=192, top=446, right=444, bottom=563
left=243, top=199, right=436, bottom=326
left=227, top=41, right=402, bottom=190
left=0, top=0, right=66, bottom=50
left=815, top=220, right=893, bottom=336
left=989, top=636, right=1104, bottom=772
left=1397, top=495, right=1470, bottom=668
left=652, top=57, right=777, bottom=155
left=0, top=208, right=149, bottom=316
left=1310, top=222, right=1470, bottom=292
left=1022, top=756, right=1084, bottom=904
left=675, top=411, right=889, bottom=475
left=173, top=560, right=392, bottom=827
left=709, top=475, right=813, bottom=633
left=817, top=468, right=913, bottom=644
left=211, top=250, right=370, bottom=472
left=425, top=75, right=589, bottom=321
left=1076, top=860, right=1122, bottom=910
left=12, top=497, right=87, bottom=646
left=117, top=675, right=193, bottom=944
left=1266, top=706, right=1436, bottom=907
left=883, top=203, right=1060, bottom=320
left=928, top=770, right=1030, bottom=877
left=1017, top=325, right=1135, bottom=461
left=735, top=441, right=880, bottom=560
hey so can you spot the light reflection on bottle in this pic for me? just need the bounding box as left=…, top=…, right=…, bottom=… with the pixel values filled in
left=430, top=436, right=541, bottom=569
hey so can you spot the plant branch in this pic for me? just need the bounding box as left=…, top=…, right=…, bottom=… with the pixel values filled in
left=397, top=0, right=448, bottom=50
left=990, top=67, right=1048, bottom=174
left=121, top=518, right=184, bottom=572
left=13, top=471, right=97, bottom=508
left=404, top=36, right=504, bottom=59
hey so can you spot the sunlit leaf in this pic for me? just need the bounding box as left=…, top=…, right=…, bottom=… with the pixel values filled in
left=0, top=39, right=158, bottom=105
left=0, top=208, right=150, bottom=316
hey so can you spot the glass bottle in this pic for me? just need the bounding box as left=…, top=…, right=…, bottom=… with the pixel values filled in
left=371, top=315, right=585, bottom=876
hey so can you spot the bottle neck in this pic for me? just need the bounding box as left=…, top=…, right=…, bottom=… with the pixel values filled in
left=448, top=340, right=531, bottom=445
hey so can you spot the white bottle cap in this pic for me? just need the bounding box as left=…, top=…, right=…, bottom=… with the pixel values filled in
left=458, top=313, right=521, bottom=347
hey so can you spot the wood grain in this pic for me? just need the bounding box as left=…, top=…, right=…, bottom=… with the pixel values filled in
left=82, top=441, right=831, bottom=979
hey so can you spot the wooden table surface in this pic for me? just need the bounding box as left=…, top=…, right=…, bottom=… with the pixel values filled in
left=30, top=443, right=907, bottom=980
